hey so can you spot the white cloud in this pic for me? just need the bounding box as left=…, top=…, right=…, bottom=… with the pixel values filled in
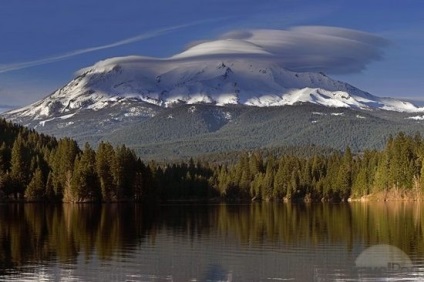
left=75, top=26, right=390, bottom=81
left=175, top=26, right=390, bottom=74
left=0, top=25, right=388, bottom=77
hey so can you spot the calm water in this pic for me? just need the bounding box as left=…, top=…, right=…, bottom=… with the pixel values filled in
left=1, top=202, right=424, bottom=281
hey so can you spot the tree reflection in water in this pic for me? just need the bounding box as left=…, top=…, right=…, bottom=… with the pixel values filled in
left=0, top=202, right=423, bottom=276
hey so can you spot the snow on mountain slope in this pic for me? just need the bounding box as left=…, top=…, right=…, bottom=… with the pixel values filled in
left=4, top=39, right=424, bottom=125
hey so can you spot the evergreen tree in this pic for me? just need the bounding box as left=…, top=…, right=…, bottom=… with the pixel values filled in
left=25, top=168, right=45, bottom=200
left=352, top=163, right=367, bottom=197
left=50, top=138, right=80, bottom=200
left=70, top=143, right=100, bottom=202
left=251, top=172, right=264, bottom=200
left=234, top=153, right=250, bottom=192
left=338, top=147, right=353, bottom=195
left=373, top=151, right=389, bottom=193
left=262, top=160, right=275, bottom=200
left=113, top=145, right=137, bottom=199
left=96, top=142, right=116, bottom=201
left=9, top=134, right=30, bottom=198
left=0, top=142, right=10, bottom=172
left=133, top=160, right=144, bottom=201
left=249, top=152, right=263, bottom=176
left=273, top=161, right=287, bottom=198
left=286, top=171, right=297, bottom=199
left=45, top=172, right=55, bottom=201
left=0, top=170, right=7, bottom=198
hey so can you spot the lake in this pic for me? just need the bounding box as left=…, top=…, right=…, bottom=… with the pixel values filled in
left=1, top=202, right=424, bottom=281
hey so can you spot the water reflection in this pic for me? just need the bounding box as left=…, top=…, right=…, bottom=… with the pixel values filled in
left=0, top=202, right=424, bottom=280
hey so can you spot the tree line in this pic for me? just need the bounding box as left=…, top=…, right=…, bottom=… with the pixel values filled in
left=1, top=118, right=424, bottom=202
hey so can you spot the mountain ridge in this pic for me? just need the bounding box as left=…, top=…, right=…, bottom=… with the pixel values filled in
left=4, top=55, right=424, bottom=126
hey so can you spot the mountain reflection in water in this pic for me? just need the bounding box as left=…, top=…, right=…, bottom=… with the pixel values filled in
left=1, top=202, right=424, bottom=281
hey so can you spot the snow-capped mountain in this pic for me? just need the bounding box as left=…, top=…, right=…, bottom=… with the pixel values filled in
left=4, top=43, right=424, bottom=126
left=3, top=34, right=424, bottom=159
left=3, top=56, right=424, bottom=158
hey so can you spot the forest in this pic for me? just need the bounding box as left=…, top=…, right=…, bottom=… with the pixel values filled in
left=1, top=118, right=424, bottom=202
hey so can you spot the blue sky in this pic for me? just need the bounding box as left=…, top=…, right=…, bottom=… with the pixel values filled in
left=0, top=0, right=423, bottom=111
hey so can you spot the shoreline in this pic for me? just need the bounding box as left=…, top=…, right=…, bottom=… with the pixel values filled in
left=2, top=193, right=424, bottom=204
left=349, top=190, right=424, bottom=202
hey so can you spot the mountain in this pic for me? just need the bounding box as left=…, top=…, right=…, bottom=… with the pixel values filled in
left=3, top=46, right=424, bottom=159
left=4, top=51, right=424, bottom=124
left=104, top=103, right=424, bottom=159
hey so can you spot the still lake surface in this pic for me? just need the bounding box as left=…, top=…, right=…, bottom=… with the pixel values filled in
left=1, top=202, right=424, bottom=281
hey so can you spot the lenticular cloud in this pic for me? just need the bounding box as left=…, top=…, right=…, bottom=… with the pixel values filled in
left=176, top=26, right=389, bottom=74
left=2, top=24, right=388, bottom=77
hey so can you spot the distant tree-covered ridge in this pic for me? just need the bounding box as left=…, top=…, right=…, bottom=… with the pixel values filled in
left=1, top=118, right=424, bottom=202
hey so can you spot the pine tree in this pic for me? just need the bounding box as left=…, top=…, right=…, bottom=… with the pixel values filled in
left=0, top=170, right=7, bottom=198
left=71, top=143, right=100, bottom=202
left=262, top=160, right=275, bottom=200
left=251, top=172, right=264, bottom=200
left=273, top=162, right=286, bottom=199
left=25, top=168, right=45, bottom=200
left=9, top=134, right=30, bottom=198
left=234, top=153, right=250, bottom=192
left=45, top=172, right=55, bottom=201
left=113, top=145, right=137, bottom=199
left=0, top=142, right=10, bottom=172
left=249, top=152, right=263, bottom=176
left=352, top=164, right=367, bottom=197
left=291, top=170, right=301, bottom=198
left=96, top=142, right=116, bottom=201
left=335, top=147, right=352, bottom=199
left=50, top=138, right=80, bottom=200
left=63, top=170, right=74, bottom=202
left=133, top=161, right=144, bottom=201
left=373, top=151, right=389, bottom=193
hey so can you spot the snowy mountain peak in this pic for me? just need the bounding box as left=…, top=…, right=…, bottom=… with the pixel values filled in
left=4, top=56, right=424, bottom=124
